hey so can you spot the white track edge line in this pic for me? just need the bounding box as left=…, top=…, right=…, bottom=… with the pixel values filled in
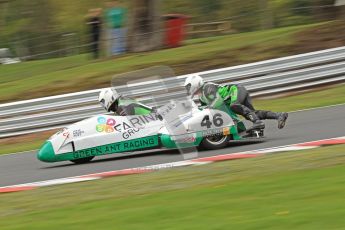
left=2, top=136, right=345, bottom=189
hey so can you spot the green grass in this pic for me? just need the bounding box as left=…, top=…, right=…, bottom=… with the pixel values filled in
left=1, top=144, right=345, bottom=229
left=254, top=84, right=345, bottom=112
left=1, top=83, right=345, bottom=156
left=0, top=139, right=43, bottom=155
left=0, top=23, right=320, bottom=102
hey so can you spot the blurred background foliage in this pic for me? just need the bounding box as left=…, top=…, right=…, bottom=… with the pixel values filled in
left=0, top=0, right=338, bottom=58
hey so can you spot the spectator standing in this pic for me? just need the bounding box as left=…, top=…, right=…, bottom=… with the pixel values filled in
left=105, top=1, right=126, bottom=56
left=86, top=8, right=103, bottom=59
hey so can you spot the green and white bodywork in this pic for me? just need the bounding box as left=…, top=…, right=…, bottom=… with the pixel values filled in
left=38, top=100, right=247, bottom=163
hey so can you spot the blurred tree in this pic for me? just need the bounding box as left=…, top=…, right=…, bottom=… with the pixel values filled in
left=0, top=0, right=9, bottom=30
left=219, top=0, right=260, bottom=32
left=128, top=0, right=163, bottom=52
left=311, top=0, right=337, bottom=21
left=194, top=0, right=221, bottom=22
left=271, top=0, right=311, bottom=27
left=259, top=0, right=273, bottom=29
left=0, top=0, right=337, bottom=58
left=3, top=0, right=58, bottom=57
left=0, top=0, right=10, bottom=48
left=335, top=0, right=345, bottom=19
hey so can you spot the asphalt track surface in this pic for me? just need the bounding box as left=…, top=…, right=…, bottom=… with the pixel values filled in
left=1, top=104, right=345, bottom=187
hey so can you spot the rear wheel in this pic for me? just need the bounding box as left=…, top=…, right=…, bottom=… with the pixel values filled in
left=70, top=156, right=95, bottom=164
left=200, top=135, right=230, bottom=150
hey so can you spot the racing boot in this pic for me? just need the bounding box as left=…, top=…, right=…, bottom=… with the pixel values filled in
left=277, top=112, right=288, bottom=129
left=245, top=112, right=265, bottom=130
left=256, top=110, right=288, bottom=129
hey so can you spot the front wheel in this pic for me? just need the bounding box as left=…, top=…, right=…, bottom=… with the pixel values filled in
left=70, top=156, right=95, bottom=164
left=200, top=135, right=230, bottom=150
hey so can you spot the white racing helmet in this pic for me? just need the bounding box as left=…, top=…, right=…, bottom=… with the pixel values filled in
left=98, top=88, right=121, bottom=112
left=184, top=75, right=205, bottom=97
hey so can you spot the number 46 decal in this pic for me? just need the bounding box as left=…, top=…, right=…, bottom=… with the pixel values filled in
left=201, top=113, right=224, bottom=128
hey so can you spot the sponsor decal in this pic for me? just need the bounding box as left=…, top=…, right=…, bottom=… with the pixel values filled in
left=73, top=136, right=158, bottom=158
left=223, top=127, right=230, bottom=135
left=96, top=117, right=116, bottom=133
left=62, top=131, right=70, bottom=138
left=114, top=114, right=159, bottom=139
left=96, top=114, right=159, bottom=138
left=49, top=128, right=68, bottom=140
left=73, top=129, right=85, bottom=137
left=122, top=127, right=141, bottom=139
left=172, top=133, right=196, bottom=143
left=113, top=114, right=158, bottom=132
left=201, top=128, right=224, bottom=137
left=55, top=128, right=65, bottom=136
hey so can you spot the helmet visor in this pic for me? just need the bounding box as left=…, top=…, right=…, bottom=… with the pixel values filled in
left=185, top=83, right=192, bottom=96
left=99, top=98, right=106, bottom=109
left=108, top=99, right=119, bottom=112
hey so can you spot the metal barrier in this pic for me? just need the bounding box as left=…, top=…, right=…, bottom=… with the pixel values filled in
left=1, top=46, right=345, bottom=138
left=186, top=21, right=232, bottom=36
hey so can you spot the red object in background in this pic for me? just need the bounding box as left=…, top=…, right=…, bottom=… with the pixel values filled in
left=163, top=14, right=188, bottom=48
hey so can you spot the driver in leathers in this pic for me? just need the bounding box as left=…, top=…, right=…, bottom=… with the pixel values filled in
left=98, top=88, right=152, bottom=115
left=184, top=75, right=288, bottom=130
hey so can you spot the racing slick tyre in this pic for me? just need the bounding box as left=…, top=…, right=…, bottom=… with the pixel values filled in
left=200, top=135, right=231, bottom=150
left=70, top=156, right=95, bottom=164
